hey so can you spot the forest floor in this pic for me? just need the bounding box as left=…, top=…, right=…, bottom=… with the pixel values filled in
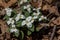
left=0, top=0, right=60, bottom=40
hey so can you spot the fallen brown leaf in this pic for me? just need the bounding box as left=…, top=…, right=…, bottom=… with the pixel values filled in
left=0, top=20, right=8, bottom=34
left=30, top=0, right=42, bottom=8
left=0, top=0, right=17, bottom=8
left=53, top=17, right=60, bottom=25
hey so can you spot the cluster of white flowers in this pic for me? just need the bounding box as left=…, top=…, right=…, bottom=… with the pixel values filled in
left=10, top=28, right=18, bottom=33
left=22, top=16, right=34, bottom=27
left=15, top=13, right=25, bottom=21
left=24, top=4, right=31, bottom=13
left=5, top=2, right=47, bottom=34
left=20, top=0, right=27, bottom=4
left=7, top=18, right=18, bottom=33
left=5, top=8, right=18, bottom=33
left=5, top=8, right=12, bottom=16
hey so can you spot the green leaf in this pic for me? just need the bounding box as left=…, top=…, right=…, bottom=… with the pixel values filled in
left=27, top=31, right=32, bottom=36
left=14, top=31, right=19, bottom=37
left=24, top=11, right=30, bottom=17
left=29, top=25, right=34, bottom=32
left=16, top=21, right=22, bottom=27
left=4, top=15, right=9, bottom=20
left=11, top=10, right=17, bottom=17
left=20, top=31, right=24, bottom=39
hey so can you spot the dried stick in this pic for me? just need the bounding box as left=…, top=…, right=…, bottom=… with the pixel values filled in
left=49, top=25, right=56, bottom=40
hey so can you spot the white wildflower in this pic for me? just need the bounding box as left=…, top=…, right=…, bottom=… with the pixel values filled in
left=5, top=8, right=12, bottom=16
left=26, top=16, right=32, bottom=22
left=7, top=18, right=14, bottom=25
left=39, top=15, right=47, bottom=21
left=21, top=21, right=26, bottom=26
left=15, top=16, right=20, bottom=21
left=41, top=15, right=47, bottom=19
left=24, top=6, right=27, bottom=9
left=7, top=21, right=11, bottom=25
left=26, top=22, right=32, bottom=28
left=22, top=20, right=32, bottom=28
left=15, top=13, right=25, bottom=21
left=12, top=24, right=15, bottom=27
left=20, top=15, right=25, bottom=19
left=11, top=20, right=14, bottom=24
left=10, top=28, right=18, bottom=33
left=27, top=8, right=31, bottom=13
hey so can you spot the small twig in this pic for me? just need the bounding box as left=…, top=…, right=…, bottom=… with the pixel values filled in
left=49, top=25, right=56, bottom=40
left=49, top=17, right=55, bottom=24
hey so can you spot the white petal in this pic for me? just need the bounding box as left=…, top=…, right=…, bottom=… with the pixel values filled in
left=33, top=12, right=37, bottom=15
left=10, top=28, right=18, bottom=32
left=33, top=16, right=38, bottom=19
left=41, top=15, right=44, bottom=18
left=26, top=16, right=32, bottom=22
left=6, top=12, right=11, bottom=16
left=17, top=13, right=20, bottom=16
left=12, top=24, right=15, bottom=27
left=44, top=17, right=47, bottom=19
left=27, top=5, right=31, bottom=8
left=20, top=15, right=25, bottom=19
left=24, top=6, right=27, bottom=9
left=33, top=8, right=36, bottom=10
left=39, top=18, right=42, bottom=21
left=15, top=16, right=20, bottom=21
left=7, top=21, right=11, bottom=25
left=20, top=1, right=23, bottom=4
left=27, top=22, right=32, bottom=28
left=21, top=21, right=26, bottom=26
left=9, top=18, right=13, bottom=21
left=11, top=20, right=14, bottom=24
left=37, top=12, right=40, bottom=15
left=27, top=8, right=31, bottom=13
left=5, top=8, right=12, bottom=16
left=31, top=19, right=34, bottom=23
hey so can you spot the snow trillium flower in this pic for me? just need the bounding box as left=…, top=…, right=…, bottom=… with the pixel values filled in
left=24, top=6, right=27, bottom=9
left=39, top=15, right=47, bottom=21
left=15, top=13, right=25, bottom=21
left=26, top=16, right=32, bottom=22
left=7, top=18, right=14, bottom=25
left=33, top=12, right=40, bottom=19
left=10, top=28, right=18, bottom=33
left=5, top=8, right=12, bottom=16
left=21, top=16, right=33, bottom=27
left=21, top=16, right=35, bottom=28
left=27, top=8, right=31, bottom=13
left=22, top=20, right=32, bottom=28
